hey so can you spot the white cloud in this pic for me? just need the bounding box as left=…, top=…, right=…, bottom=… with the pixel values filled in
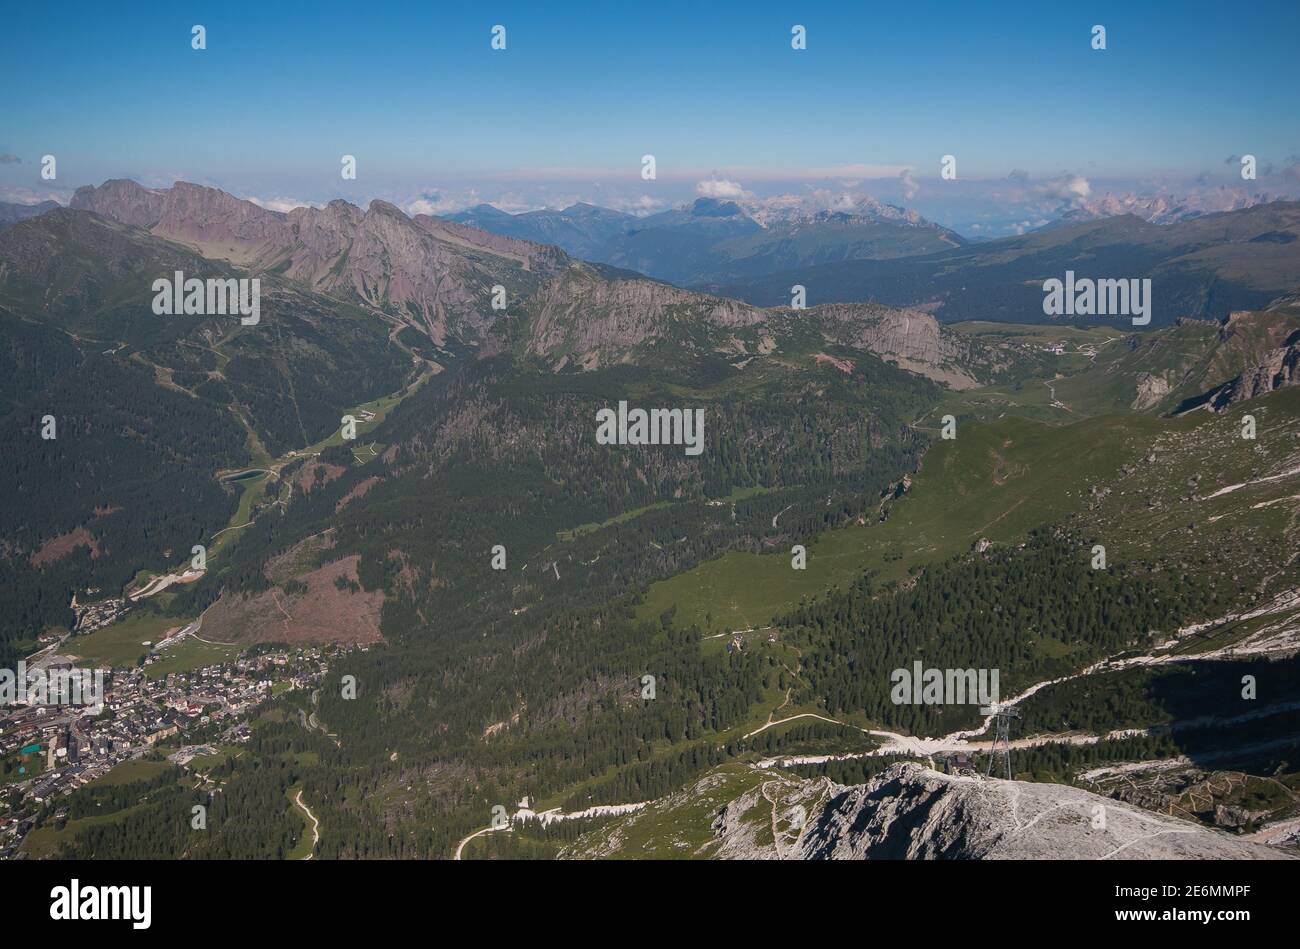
left=603, top=194, right=666, bottom=213
left=246, top=195, right=315, bottom=213
left=898, top=169, right=920, bottom=201
left=403, top=190, right=481, bottom=216
left=1036, top=173, right=1091, bottom=206
left=695, top=177, right=748, bottom=199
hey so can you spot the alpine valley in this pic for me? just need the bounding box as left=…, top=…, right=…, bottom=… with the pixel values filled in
left=2, top=181, right=1299, bottom=862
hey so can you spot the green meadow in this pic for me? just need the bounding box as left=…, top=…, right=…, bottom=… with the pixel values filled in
left=637, top=413, right=1160, bottom=633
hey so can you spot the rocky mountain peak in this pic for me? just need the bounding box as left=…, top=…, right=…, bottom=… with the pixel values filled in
left=792, top=764, right=1292, bottom=859
left=70, top=178, right=166, bottom=228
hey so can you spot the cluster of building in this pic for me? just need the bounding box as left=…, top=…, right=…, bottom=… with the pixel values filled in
left=725, top=627, right=780, bottom=653
left=69, top=591, right=128, bottom=635
left=0, top=647, right=330, bottom=859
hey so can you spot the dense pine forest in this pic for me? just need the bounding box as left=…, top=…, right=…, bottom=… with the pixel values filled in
left=788, top=531, right=1227, bottom=735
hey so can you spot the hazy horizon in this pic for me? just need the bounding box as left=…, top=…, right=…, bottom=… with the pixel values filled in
left=4, top=0, right=1299, bottom=236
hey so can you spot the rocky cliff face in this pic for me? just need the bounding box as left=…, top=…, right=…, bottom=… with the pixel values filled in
left=153, top=181, right=295, bottom=262
left=792, top=764, right=1289, bottom=859
left=60, top=179, right=1000, bottom=386
left=1132, top=371, right=1173, bottom=410
left=563, top=763, right=1294, bottom=860
left=525, top=266, right=767, bottom=369
left=1210, top=336, right=1300, bottom=410
left=70, top=179, right=166, bottom=228
left=813, top=304, right=982, bottom=389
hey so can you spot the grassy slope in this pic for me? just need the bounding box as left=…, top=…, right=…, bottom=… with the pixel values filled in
left=942, top=309, right=1300, bottom=423
left=638, top=385, right=1300, bottom=634
left=56, top=608, right=240, bottom=677
left=57, top=611, right=184, bottom=668
left=636, top=413, right=1149, bottom=631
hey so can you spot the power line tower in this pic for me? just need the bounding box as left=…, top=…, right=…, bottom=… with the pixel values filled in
left=979, top=703, right=1020, bottom=780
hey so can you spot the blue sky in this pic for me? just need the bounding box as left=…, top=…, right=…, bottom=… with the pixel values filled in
left=3, top=0, right=1298, bottom=234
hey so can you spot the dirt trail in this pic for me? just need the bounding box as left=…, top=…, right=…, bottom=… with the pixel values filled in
left=453, top=801, right=648, bottom=860
left=293, top=789, right=320, bottom=860
left=753, top=589, right=1300, bottom=768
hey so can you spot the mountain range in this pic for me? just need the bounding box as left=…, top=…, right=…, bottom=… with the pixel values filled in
left=449, top=193, right=966, bottom=288
left=13, top=184, right=1300, bottom=332
left=1053, top=188, right=1265, bottom=226
left=448, top=193, right=1300, bottom=328
left=0, top=178, right=1022, bottom=661
left=711, top=201, right=1300, bottom=326
left=4, top=178, right=1300, bottom=862
left=56, top=179, right=1004, bottom=377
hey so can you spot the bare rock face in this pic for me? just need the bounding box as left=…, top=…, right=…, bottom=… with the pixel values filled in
left=1210, top=337, right=1300, bottom=410
left=75, top=178, right=298, bottom=266
left=568, top=763, right=1295, bottom=860
left=155, top=181, right=295, bottom=263
left=69, top=179, right=540, bottom=345
left=70, top=179, right=166, bottom=228
left=1133, top=371, right=1172, bottom=410
left=282, top=199, right=365, bottom=285
left=812, top=304, right=981, bottom=388
left=526, top=268, right=766, bottom=369
left=791, top=764, right=1291, bottom=860
left=326, top=200, right=483, bottom=344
